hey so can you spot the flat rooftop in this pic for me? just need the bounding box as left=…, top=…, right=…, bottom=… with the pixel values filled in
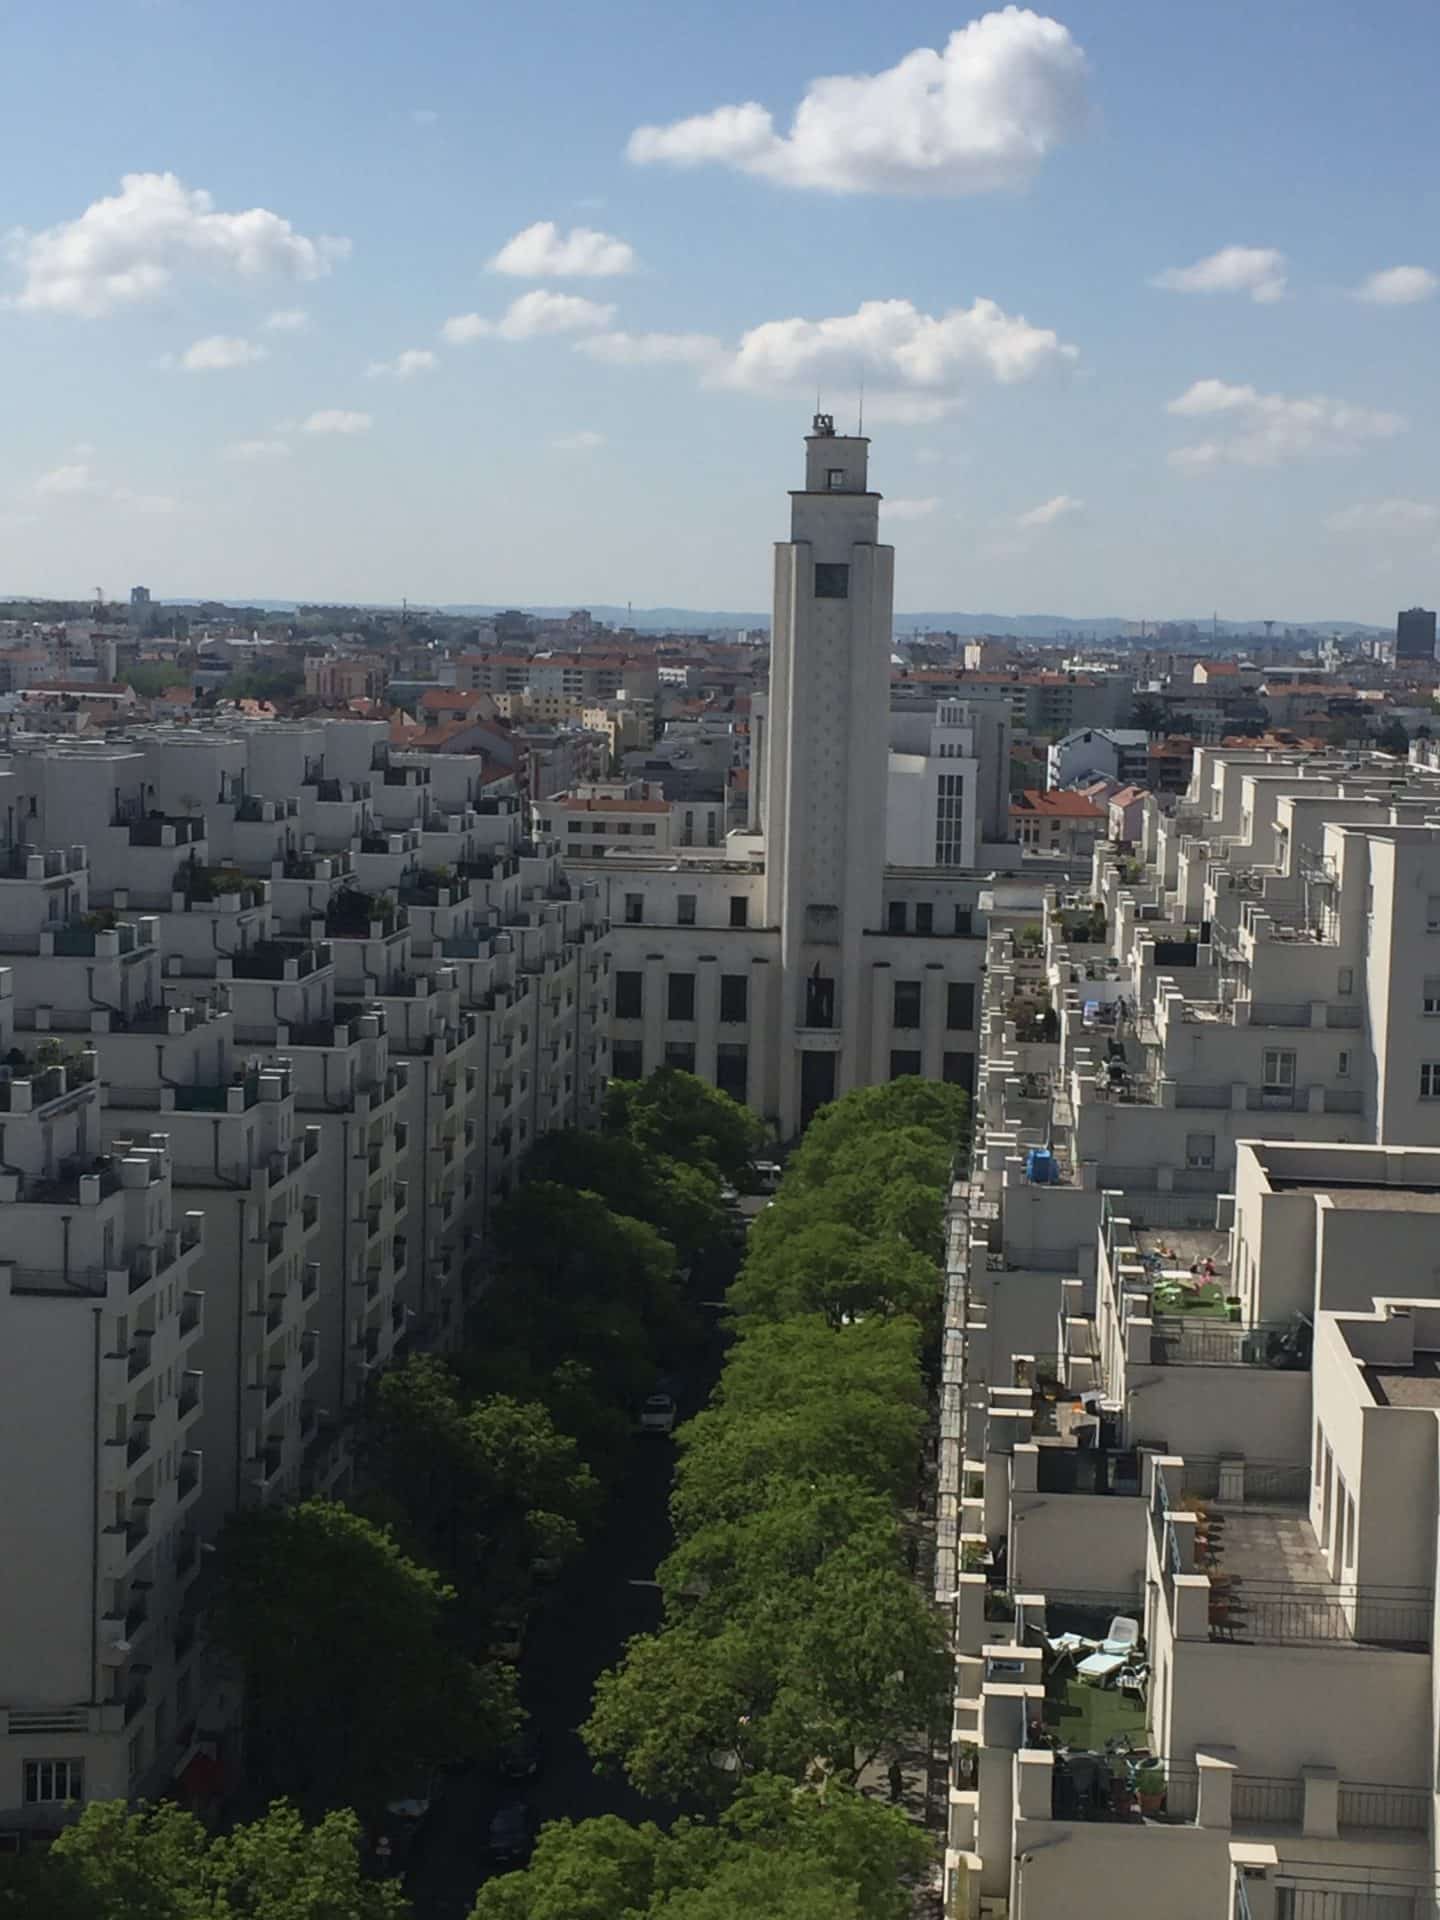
left=1209, top=1504, right=1328, bottom=1585
left=1363, top=1354, right=1440, bottom=1408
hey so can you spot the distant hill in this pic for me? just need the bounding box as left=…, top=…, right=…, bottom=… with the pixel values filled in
left=146, top=598, right=1389, bottom=638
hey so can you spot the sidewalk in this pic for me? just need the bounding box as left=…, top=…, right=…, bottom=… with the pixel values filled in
left=855, top=1419, right=947, bottom=1917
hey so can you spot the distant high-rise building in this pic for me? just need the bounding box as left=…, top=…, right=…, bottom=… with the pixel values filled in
left=127, top=585, right=152, bottom=634
left=1395, top=605, right=1436, bottom=660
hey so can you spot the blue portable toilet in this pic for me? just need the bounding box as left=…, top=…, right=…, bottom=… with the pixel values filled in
left=1026, top=1148, right=1058, bottom=1185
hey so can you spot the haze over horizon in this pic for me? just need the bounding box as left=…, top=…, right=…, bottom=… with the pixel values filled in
left=3, top=1, right=1439, bottom=623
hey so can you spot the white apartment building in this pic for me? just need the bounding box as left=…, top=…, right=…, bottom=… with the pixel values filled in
left=940, top=1139, right=1440, bottom=1920
left=535, top=784, right=725, bottom=858
left=568, top=418, right=1037, bottom=1137
left=0, top=955, right=210, bottom=1827
left=0, top=714, right=609, bottom=1835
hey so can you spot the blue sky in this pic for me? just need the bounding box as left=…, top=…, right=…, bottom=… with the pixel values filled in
left=3, top=0, right=1439, bottom=621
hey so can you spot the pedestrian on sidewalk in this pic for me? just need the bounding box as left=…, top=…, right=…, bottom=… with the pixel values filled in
left=887, top=1756, right=905, bottom=1803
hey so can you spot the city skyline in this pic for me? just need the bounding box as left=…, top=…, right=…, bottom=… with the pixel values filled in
left=3, top=1, right=1440, bottom=619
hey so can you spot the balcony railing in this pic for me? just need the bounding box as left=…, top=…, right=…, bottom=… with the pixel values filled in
left=1149, top=1316, right=1311, bottom=1371
left=1212, top=1581, right=1432, bottom=1649
left=1336, top=1783, right=1431, bottom=1833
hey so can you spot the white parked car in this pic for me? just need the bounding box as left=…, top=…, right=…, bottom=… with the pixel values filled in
left=640, top=1393, right=677, bottom=1434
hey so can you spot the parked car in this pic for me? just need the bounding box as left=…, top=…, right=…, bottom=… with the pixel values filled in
left=718, top=1182, right=739, bottom=1204
left=486, top=1801, right=536, bottom=1864
left=751, top=1158, right=781, bottom=1192
left=639, top=1393, right=677, bottom=1434
left=487, top=1611, right=529, bottom=1663
left=497, top=1729, right=544, bottom=1782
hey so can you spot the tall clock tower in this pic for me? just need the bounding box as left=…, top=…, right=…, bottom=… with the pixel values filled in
left=764, top=414, right=894, bottom=1132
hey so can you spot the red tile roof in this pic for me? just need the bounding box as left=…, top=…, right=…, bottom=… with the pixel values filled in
left=1011, top=789, right=1107, bottom=819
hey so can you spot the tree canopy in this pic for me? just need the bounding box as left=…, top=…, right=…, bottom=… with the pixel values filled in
left=584, top=1081, right=951, bottom=1807
left=0, top=1799, right=407, bottom=1920
left=603, top=1068, right=765, bottom=1182
left=212, top=1499, right=515, bottom=1814
left=469, top=1776, right=928, bottom=1920
left=362, top=1354, right=599, bottom=1602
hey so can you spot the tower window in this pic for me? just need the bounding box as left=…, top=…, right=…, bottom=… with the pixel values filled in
left=814, top=562, right=850, bottom=599
left=826, top=468, right=846, bottom=490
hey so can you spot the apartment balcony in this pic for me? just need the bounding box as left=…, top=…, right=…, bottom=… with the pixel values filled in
left=249, top=1442, right=285, bottom=1491
left=301, top=1328, right=319, bottom=1374
left=226, top=939, right=332, bottom=982
left=177, top=1369, right=202, bottom=1421
left=301, top=1193, right=319, bottom=1232
left=176, top=1449, right=201, bottom=1503
left=125, top=1417, right=153, bottom=1467
left=300, top=1258, right=319, bottom=1302
left=1152, top=1481, right=1431, bottom=1650
left=127, top=1332, right=153, bottom=1383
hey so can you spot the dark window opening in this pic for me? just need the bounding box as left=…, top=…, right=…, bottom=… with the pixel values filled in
left=611, top=1041, right=643, bottom=1081
left=664, top=1041, right=696, bottom=1073
left=624, top=893, right=642, bottom=924
left=615, top=971, right=643, bottom=1020
left=668, top=973, right=696, bottom=1022
left=890, top=1050, right=922, bottom=1081
left=720, top=974, right=749, bottom=1024
left=814, top=562, right=850, bottom=599
left=804, top=972, right=835, bottom=1029
left=729, top=896, right=749, bottom=928
left=915, top=903, right=933, bottom=935
left=887, top=900, right=907, bottom=934
left=893, top=980, right=922, bottom=1029
left=946, top=982, right=975, bottom=1030
left=716, top=1042, right=747, bottom=1101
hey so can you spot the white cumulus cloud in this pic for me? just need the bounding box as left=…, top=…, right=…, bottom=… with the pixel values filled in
left=490, top=221, right=637, bottom=277
left=301, top=409, right=372, bottom=435
left=366, top=348, right=438, bottom=380
left=264, top=307, right=310, bottom=332
left=1166, top=379, right=1405, bottom=467
left=224, top=439, right=292, bottom=461
left=1353, top=265, right=1438, bottom=306
left=1016, top=492, right=1082, bottom=527
left=442, top=290, right=616, bottom=344
left=627, top=9, right=1089, bottom=195
left=8, top=171, right=349, bottom=318
left=1326, top=498, right=1440, bottom=535
left=552, top=429, right=606, bottom=450
left=882, top=496, right=941, bottom=520
left=714, top=296, right=1077, bottom=421
left=180, top=333, right=266, bottom=371
left=1150, top=245, right=1287, bottom=304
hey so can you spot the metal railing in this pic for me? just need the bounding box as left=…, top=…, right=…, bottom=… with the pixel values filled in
left=1150, top=1317, right=1311, bottom=1371
left=1211, top=1580, right=1432, bottom=1649
left=1337, top=1784, right=1432, bottom=1833
left=1232, top=1775, right=1305, bottom=1826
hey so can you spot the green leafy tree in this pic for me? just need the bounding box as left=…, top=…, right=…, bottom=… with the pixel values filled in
left=1376, top=716, right=1409, bottom=755
left=659, top=1476, right=899, bottom=1626
left=604, top=1068, right=765, bottom=1181
left=212, top=1500, right=515, bottom=1815
left=523, top=1129, right=727, bottom=1260
left=587, top=1542, right=946, bottom=1795
left=727, top=1221, right=936, bottom=1330
left=363, top=1355, right=599, bottom=1595
left=470, top=1779, right=927, bottom=1920
left=0, top=1798, right=407, bottom=1920
left=786, top=1080, right=967, bottom=1191
left=121, top=663, right=189, bottom=699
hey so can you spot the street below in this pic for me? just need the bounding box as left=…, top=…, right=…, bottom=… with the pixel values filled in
left=405, top=1230, right=740, bottom=1919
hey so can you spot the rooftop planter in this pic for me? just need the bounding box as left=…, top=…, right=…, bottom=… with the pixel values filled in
left=324, top=889, right=404, bottom=937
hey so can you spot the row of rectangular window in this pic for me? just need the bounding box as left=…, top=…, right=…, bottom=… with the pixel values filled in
left=624, top=895, right=749, bottom=928
left=886, top=901, right=973, bottom=935
left=613, top=971, right=974, bottom=1033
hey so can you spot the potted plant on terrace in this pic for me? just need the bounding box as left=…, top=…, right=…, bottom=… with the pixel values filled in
left=1134, top=1761, right=1166, bottom=1815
